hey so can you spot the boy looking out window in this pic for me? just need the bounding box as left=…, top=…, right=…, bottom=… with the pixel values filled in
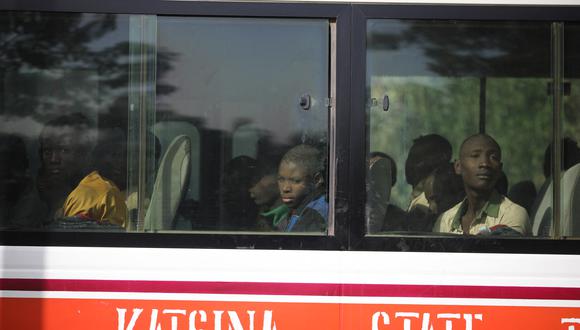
left=277, top=144, right=327, bottom=233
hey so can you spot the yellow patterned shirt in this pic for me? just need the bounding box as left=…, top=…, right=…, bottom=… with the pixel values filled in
left=63, top=171, right=126, bottom=226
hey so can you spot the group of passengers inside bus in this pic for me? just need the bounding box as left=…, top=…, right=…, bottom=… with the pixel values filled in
left=1, top=110, right=579, bottom=236
left=0, top=112, right=329, bottom=232
left=368, top=133, right=580, bottom=236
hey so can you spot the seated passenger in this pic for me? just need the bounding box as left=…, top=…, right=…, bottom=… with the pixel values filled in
left=433, top=134, right=530, bottom=236
left=37, top=113, right=94, bottom=222
left=367, top=151, right=407, bottom=233
left=542, top=137, right=580, bottom=180
left=408, top=163, right=465, bottom=231
left=249, top=157, right=289, bottom=231
left=220, top=155, right=259, bottom=230
left=0, top=133, right=45, bottom=228
left=405, top=134, right=452, bottom=212
left=62, top=127, right=127, bottom=227
left=277, top=144, right=327, bottom=232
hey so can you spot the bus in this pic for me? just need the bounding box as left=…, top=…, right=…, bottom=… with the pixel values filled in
left=1, top=0, right=580, bottom=329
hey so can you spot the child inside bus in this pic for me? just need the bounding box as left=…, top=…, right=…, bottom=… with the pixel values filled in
left=249, top=157, right=288, bottom=231
left=37, top=113, right=94, bottom=222
left=0, top=133, right=45, bottom=229
left=367, top=151, right=407, bottom=233
left=277, top=144, right=327, bottom=232
left=62, top=126, right=127, bottom=227
left=220, top=155, right=259, bottom=230
left=405, top=134, right=452, bottom=213
left=408, top=163, right=465, bottom=232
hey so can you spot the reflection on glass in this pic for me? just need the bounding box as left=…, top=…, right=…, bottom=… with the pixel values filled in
left=0, top=12, right=132, bottom=231
left=560, top=24, right=580, bottom=237
left=366, top=19, right=550, bottom=237
left=0, top=13, right=331, bottom=234
left=152, top=17, right=330, bottom=233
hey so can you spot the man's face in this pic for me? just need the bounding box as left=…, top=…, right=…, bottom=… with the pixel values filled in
left=40, top=128, right=80, bottom=181
left=249, top=174, right=279, bottom=207
left=456, top=136, right=502, bottom=193
left=278, top=161, right=314, bottom=209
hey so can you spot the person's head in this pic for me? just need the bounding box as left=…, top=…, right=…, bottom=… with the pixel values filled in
left=455, top=134, right=503, bottom=195
left=93, top=127, right=127, bottom=188
left=405, top=134, right=452, bottom=187
left=0, top=133, right=29, bottom=199
left=278, top=144, right=324, bottom=209
left=39, top=113, right=93, bottom=185
left=222, top=155, right=258, bottom=207
left=543, top=138, right=580, bottom=178
left=424, top=163, right=465, bottom=215
left=249, top=158, right=281, bottom=208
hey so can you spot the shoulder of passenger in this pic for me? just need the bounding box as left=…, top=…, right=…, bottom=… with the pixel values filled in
left=499, top=196, right=529, bottom=218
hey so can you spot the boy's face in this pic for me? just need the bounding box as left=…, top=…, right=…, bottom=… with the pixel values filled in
left=278, top=161, right=315, bottom=209
left=249, top=174, right=279, bottom=207
left=40, top=127, right=81, bottom=182
left=455, top=135, right=502, bottom=193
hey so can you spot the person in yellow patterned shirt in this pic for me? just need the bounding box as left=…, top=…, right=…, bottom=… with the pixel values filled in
left=63, top=127, right=127, bottom=227
left=63, top=170, right=126, bottom=226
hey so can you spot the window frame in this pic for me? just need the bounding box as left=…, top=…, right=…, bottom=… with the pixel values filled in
left=349, top=4, right=580, bottom=253
left=0, top=0, right=580, bottom=254
left=0, top=0, right=352, bottom=250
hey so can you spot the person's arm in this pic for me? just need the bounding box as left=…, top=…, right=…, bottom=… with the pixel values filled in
left=98, top=189, right=127, bottom=227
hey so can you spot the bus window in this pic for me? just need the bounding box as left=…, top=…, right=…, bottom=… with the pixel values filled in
left=366, top=19, right=555, bottom=238
left=140, top=17, right=331, bottom=233
left=559, top=23, right=580, bottom=237
left=0, top=12, right=132, bottom=230
left=232, top=123, right=260, bottom=159
left=0, top=12, right=333, bottom=235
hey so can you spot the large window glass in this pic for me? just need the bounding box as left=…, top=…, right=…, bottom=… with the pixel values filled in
left=365, top=20, right=563, bottom=238
left=143, top=17, right=331, bottom=233
left=0, top=12, right=131, bottom=231
left=0, top=12, right=332, bottom=235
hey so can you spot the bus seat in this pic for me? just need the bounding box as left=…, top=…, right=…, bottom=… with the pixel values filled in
left=531, top=180, right=552, bottom=236
left=531, top=163, right=580, bottom=237
left=144, top=135, right=191, bottom=231
left=507, top=180, right=537, bottom=217
left=561, top=163, right=580, bottom=236
left=366, top=157, right=392, bottom=233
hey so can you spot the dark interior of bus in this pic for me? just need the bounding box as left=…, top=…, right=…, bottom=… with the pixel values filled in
left=1, top=5, right=580, bottom=251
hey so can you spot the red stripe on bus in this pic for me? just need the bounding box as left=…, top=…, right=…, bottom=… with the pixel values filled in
left=1, top=279, right=579, bottom=300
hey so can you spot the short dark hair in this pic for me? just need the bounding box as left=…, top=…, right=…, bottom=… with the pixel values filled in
left=405, top=134, right=452, bottom=187
left=543, top=138, right=580, bottom=178
left=0, top=133, right=29, bottom=171
left=431, top=162, right=465, bottom=213
left=281, top=144, right=325, bottom=177
left=251, top=155, right=281, bottom=185
left=459, top=133, right=501, bottom=159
